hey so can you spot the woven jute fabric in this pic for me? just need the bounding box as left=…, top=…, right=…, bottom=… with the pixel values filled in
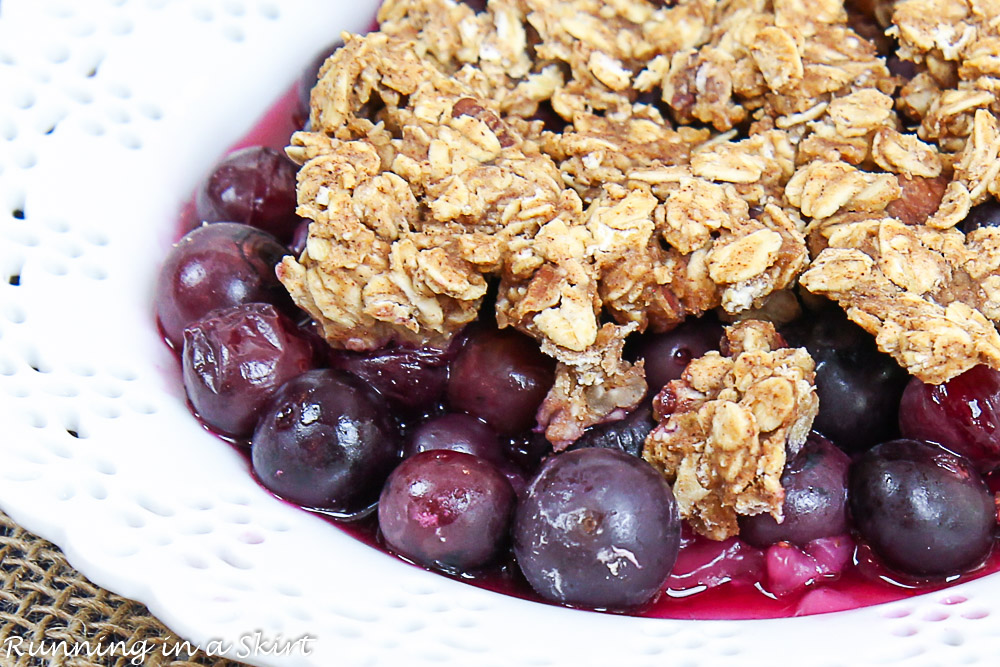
left=0, top=511, right=246, bottom=667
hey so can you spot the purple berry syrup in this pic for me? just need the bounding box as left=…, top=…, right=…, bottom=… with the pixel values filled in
left=166, top=74, right=1000, bottom=622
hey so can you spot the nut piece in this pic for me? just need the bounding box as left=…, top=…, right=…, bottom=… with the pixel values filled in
left=885, top=175, right=949, bottom=226
left=643, top=320, right=818, bottom=540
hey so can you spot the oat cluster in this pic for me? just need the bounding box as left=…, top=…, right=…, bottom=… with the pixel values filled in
left=278, top=0, right=1000, bottom=451
left=643, top=320, right=818, bottom=540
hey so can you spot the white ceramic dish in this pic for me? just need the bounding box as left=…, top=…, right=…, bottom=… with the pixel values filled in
left=1, top=1, right=999, bottom=665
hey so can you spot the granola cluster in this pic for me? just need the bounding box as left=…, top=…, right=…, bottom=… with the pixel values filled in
left=278, top=0, right=1000, bottom=455
left=643, top=320, right=818, bottom=540
left=893, top=0, right=1000, bottom=152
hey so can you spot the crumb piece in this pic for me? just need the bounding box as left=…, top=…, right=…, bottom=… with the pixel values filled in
left=643, top=320, right=818, bottom=541
left=660, top=0, right=892, bottom=132
left=286, top=0, right=1000, bottom=453
left=926, top=180, right=972, bottom=230
left=871, top=129, right=943, bottom=179
left=537, top=322, right=647, bottom=449
left=785, top=161, right=901, bottom=219
left=892, top=0, right=1000, bottom=150
left=952, top=109, right=1000, bottom=205
left=800, top=219, right=1000, bottom=383
left=284, top=26, right=818, bottom=445
left=280, top=33, right=568, bottom=350
left=543, top=109, right=710, bottom=203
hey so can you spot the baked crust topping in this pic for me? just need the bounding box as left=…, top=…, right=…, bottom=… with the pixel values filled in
left=642, top=320, right=818, bottom=540
left=279, top=0, right=1000, bottom=448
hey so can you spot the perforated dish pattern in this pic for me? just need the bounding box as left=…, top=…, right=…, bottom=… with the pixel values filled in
left=0, top=1, right=998, bottom=666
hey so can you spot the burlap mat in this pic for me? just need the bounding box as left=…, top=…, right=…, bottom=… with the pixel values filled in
left=0, top=511, right=246, bottom=667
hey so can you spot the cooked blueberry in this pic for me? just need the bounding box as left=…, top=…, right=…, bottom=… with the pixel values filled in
left=288, top=219, right=311, bottom=257
left=899, top=365, right=1000, bottom=472
left=182, top=303, right=315, bottom=437
left=568, top=404, right=654, bottom=458
left=404, top=413, right=505, bottom=465
left=252, top=369, right=400, bottom=513
left=195, top=146, right=302, bottom=243
left=739, top=432, right=851, bottom=547
left=886, top=55, right=917, bottom=80
left=504, top=431, right=553, bottom=474
left=961, top=198, right=1000, bottom=234
left=513, top=448, right=681, bottom=609
left=330, top=344, right=450, bottom=415
left=849, top=438, right=995, bottom=578
left=632, top=317, right=722, bottom=397
left=156, top=222, right=294, bottom=350
left=447, top=328, right=555, bottom=435
left=378, top=450, right=515, bottom=573
left=782, top=304, right=908, bottom=453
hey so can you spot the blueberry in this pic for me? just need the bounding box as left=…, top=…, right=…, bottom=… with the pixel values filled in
left=568, top=404, right=655, bottom=458
left=252, top=369, right=400, bottom=514
left=182, top=303, right=315, bottom=437
left=379, top=450, right=515, bottom=573
left=195, top=146, right=302, bottom=244
left=513, top=448, right=681, bottom=609
left=404, top=413, right=505, bottom=465
left=849, top=439, right=995, bottom=578
left=156, top=223, right=295, bottom=350
left=447, top=328, right=555, bottom=435
left=330, top=344, right=451, bottom=416
left=899, top=365, right=1000, bottom=472
left=632, top=317, right=722, bottom=397
left=782, top=305, right=908, bottom=453
left=739, top=432, right=851, bottom=547
left=961, top=198, right=1000, bottom=234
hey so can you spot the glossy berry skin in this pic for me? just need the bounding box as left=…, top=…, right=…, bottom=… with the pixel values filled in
left=195, top=147, right=301, bottom=243
left=330, top=345, right=451, bottom=415
left=739, top=433, right=851, bottom=547
left=633, top=317, right=722, bottom=397
left=378, top=450, right=515, bottom=573
left=513, top=448, right=681, bottom=609
left=289, top=219, right=311, bottom=257
left=156, top=223, right=294, bottom=350
left=849, top=439, right=996, bottom=578
left=182, top=303, right=315, bottom=437
left=504, top=431, right=553, bottom=474
left=404, top=414, right=505, bottom=465
left=568, top=405, right=655, bottom=458
left=961, top=199, right=1000, bottom=234
left=252, top=369, right=400, bottom=513
left=899, top=365, right=1000, bottom=472
left=447, top=328, right=555, bottom=435
left=782, top=305, right=908, bottom=453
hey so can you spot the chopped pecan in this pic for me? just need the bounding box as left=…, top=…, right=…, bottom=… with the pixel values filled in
left=885, top=175, right=950, bottom=226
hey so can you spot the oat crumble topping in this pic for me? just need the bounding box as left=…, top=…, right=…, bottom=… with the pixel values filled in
left=642, top=320, right=818, bottom=540
left=278, top=0, right=1000, bottom=534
